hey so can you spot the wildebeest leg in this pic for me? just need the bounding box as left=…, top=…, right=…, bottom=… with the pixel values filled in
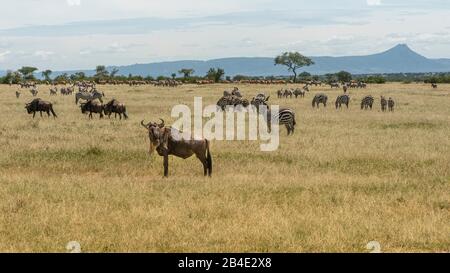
left=33, top=111, right=36, bottom=118
left=46, top=110, right=50, bottom=117
left=163, top=152, right=169, bottom=177
left=40, top=111, right=43, bottom=117
left=119, top=113, right=122, bottom=120
left=89, top=112, right=93, bottom=119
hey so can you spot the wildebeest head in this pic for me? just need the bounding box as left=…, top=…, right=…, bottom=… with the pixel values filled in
left=25, top=103, right=32, bottom=114
left=141, top=119, right=167, bottom=155
left=80, top=102, right=88, bottom=114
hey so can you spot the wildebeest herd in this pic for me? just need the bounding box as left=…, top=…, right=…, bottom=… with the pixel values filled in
left=14, top=82, right=399, bottom=177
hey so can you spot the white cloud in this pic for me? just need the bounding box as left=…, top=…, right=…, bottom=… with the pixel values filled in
left=67, top=0, right=81, bottom=6
left=0, top=50, right=11, bottom=62
left=367, top=0, right=382, bottom=6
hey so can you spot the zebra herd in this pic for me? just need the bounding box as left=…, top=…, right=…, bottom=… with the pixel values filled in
left=311, top=93, right=395, bottom=111
left=277, top=86, right=309, bottom=99
left=216, top=88, right=297, bottom=135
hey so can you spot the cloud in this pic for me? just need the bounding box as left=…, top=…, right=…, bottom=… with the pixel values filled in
left=0, top=50, right=11, bottom=61
left=34, top=50, right=55, bottom=59
left=367, top=0, right=382, bottom=6
left=67, top=0, right=81, bottom=7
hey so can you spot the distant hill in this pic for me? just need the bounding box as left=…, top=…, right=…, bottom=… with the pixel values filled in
left=2, top=44, right=450, bottom=78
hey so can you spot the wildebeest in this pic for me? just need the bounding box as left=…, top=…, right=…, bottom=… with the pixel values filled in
left=75, top=90, right=103, bottom=104
left=25, top=98, right=57, bottom=118
left=335, top=94, right=350, bottom=109
left=432, top=83, right=438, bottom=89
left=15, top=91, right=20, bottom=99
left=80, top=100, right=104, bottom=119
left=103, top=99, right=128, bottom=119
left=330, top=82, right=340, bottom=88
left=49, top=88, right=57, bottom=96
left=361, top=96, right=374, bottom=110
left=277, top=89, right=283, bottom=98
left=312, top=93, right=328, bottom=108
left=141, top=119, right=212, bottom=177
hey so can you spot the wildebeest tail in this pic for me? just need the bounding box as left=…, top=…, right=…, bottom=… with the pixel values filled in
left=206, top=139, right=212, bottom=177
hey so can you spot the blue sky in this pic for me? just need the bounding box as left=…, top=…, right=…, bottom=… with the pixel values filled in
left=0, top=0, right=449, bottom=70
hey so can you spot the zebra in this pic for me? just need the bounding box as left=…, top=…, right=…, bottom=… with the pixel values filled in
left=361, top=95, right=374, bottom=110
left=283, top=89, right=293, bottom=98
left=231, top=88, right=242, bottom=97
left=388, top=97, right=395, bottom=112
left=251, top=97, right=296, bottom=135
left=380, top=96, right=387, bottom=112
left=75, top=90, right=103, bottom=104
left=30, top=88, right=38, bottom=97
left=312, top=93, right=328, bottom=108
left=330, top=82, right=340, bottom=88
left=293, top=88, right=305, bottom=98
left=335, top=94, right=350, bottom=109
left=50, top=88, right=58, bottom=96
left=217, top=95, right=248, bottom=111
left=277, top=89, right=283, bottom=98
left=223, top=90, right=232, bottom=97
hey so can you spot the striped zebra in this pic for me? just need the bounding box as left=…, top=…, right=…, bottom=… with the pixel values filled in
left=312, top=93, right=328, bottom=108
left=335, top=94, right=350, bottom=109
left=293, top=88, right=305, bottom=98
left=251, top=97, right=296, bottom=135
left=388, top=97, right=395, bottom=112
left=380, top=96, right=387, bottom=112
left=361, top=95, right=374, bottom=110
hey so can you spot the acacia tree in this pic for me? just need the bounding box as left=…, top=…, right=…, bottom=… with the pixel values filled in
left=274, top=52, right=314, bottom=83
left=178, top=68, right=195, bottom=79
left=206, top=68, right=225, bottom=83
left=171, top=73, right=177, bottom=80
left=336, top=71, right=352, bottom=83
left=18, top=66, right=38, bottom=80
left=41, top=70, right=52, bottom=82
left=94, top=65, right=109, bottom=81
left=109, top=68, right=119, bottom=79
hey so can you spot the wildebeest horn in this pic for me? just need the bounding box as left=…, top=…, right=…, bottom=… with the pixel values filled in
left=141, top=120, right=151, bottom=129
left=158, top=119, right=165, bottom=128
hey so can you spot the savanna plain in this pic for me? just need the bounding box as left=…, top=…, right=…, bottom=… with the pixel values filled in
left=0, top=83, right=449, bottom=252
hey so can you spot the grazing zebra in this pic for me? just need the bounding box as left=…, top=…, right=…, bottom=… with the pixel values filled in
left=251, top=97, right=296, bottom=135
left=380, top=96, right=387, bottom=112
left=303, top=85, right=310, bottom=92
left=388, top=97, right=395, bottom=112
left=217, top=95, right=248, bottom=111
left=231, top=88, right=242, bottom=97
left=277, top=89, right=283, bottom=98
left=75, top=90, right=103, bottom=104
left=49, top=88, right=57, bottom=96
left=223, top=90, right=232, bottom=97
left=312, top=93, right=328, bottom=108
left=30, top=88, right=38, bottom=97
left=284, top=89, right=293, bottom=98
left=361, top=95, right=374, bottom=110
left=293, top=88, right=305, bottom=98
left=335, top=94, right=350, bottom=109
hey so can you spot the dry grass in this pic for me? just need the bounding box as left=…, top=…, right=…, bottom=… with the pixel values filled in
left=0, top=83, right=449, bottom=253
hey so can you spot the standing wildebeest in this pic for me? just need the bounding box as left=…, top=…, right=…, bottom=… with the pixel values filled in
left=361, top=95, right=374, bottom=110
left=80, top=100, right=104, bottom=119
left=312, top=93, right=328, bottom=108
left=380, top=96, right=387, bottom=112
left=25, top=98, right=57, bottom=118
left=15, top=91, right=21, bottom=99
left=335, top=94, right=350, bottom=109
left=277, top=89, right=283, bottom=98
left=431, top=83, right=438, bottom=89
left=388, top=97, right=395, bottom=112
left=141, top=119, right=212, bottom=177
left=103, top=99, right=128, bottom=119
left=75, top=90, right=103, bottom=104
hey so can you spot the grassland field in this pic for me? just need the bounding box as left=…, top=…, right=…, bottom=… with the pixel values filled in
left=0, top=82, right=448, bottom=252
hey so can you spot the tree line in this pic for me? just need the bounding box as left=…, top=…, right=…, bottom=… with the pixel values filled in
left=2, top=51, right=449, bottom=84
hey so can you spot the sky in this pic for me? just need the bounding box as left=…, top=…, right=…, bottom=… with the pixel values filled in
left=0, top=0, right=449, bottom=71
